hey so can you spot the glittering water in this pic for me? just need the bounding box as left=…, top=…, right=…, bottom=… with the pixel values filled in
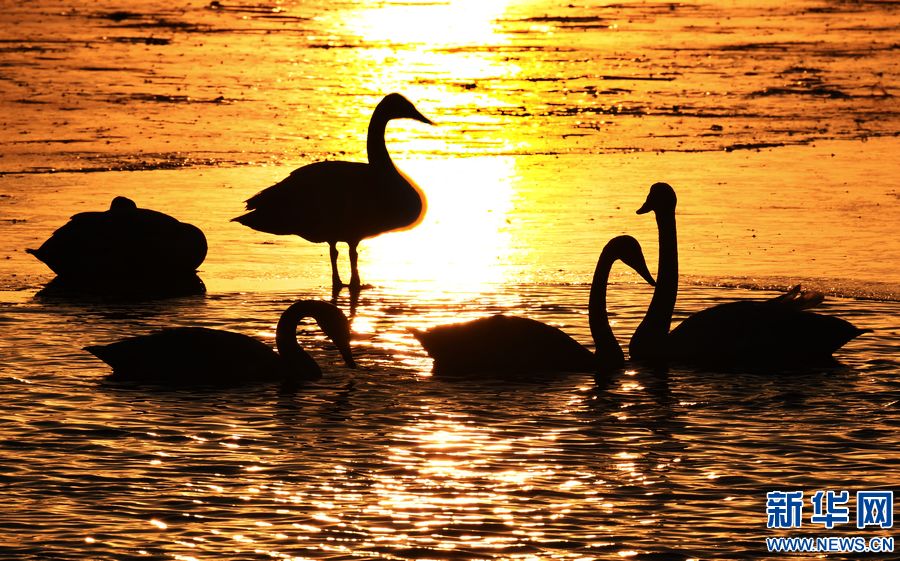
left=1, top=285, right=897, bottom=560
left=1, top=1, right=898, bottom=560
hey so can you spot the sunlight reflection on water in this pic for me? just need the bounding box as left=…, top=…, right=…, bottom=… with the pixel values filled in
left=365, top=156, right=519, bottom=294
left=0, top=282, right=897, bottom=559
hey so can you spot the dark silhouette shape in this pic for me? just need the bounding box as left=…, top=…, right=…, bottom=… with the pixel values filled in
left=27, top=196, right=207, bottom=298
left=411, top=235, right=656, bottom=375
left=331, top=281, right=361, bottom=317
left=85, top=300, right=356, bottom=387
left=629, top=182, right=869, bottom=366
left=233, top=93, right=433, bottom=290
left=35, top=273, right=206, bottom=301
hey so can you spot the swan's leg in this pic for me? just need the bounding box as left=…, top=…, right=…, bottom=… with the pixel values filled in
left=328, top=241, right=342, bottom=288
left=348, top=241, right=361, bottom=289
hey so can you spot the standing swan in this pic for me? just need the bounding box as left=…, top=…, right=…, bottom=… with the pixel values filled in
left=85, top=300, right=356, bottom=386
left=233, top=93, right=433, bottom=290
left=629, top=182, right=868, bottom=366
left=412, top=235, right=656, bottom=374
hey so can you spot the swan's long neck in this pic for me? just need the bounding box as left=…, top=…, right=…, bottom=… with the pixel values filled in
left=589, top=247, right=624, bottom=368
left=275, top=302, right=323, bottom=380
left=631, top=209, right=677, bottom=360
left=365, top=108, right=426, bottom=231
left=366, top=110, right=395, bottom=172
left=652, top=209, right=678, bottom=331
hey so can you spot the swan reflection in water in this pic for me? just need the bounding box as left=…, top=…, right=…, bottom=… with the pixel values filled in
left=234, top=93, right=433, bottom=293
left=629, top=182, right=869, bottom=368
left=85, top=300, right=356, bottom=388
left=412, top=235, right=656, bottom=375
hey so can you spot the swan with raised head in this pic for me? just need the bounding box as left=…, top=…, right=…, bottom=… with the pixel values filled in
left=233, top=93, right=433, bottom=290
left=629, top=182, right=868, bottom=367
left=412, top=235, right=656, bottom=375
left=85, top=300, right=356, bottom=386
left=28, top=196, right=207, bottom=295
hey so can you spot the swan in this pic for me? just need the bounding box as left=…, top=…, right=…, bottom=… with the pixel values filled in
left=84, top=300, right=356, bottom=386
left=411, top=235, right=656, bottom=374
left=28, top=196, right=207, bottom=283
left=233, top=93, right=433, bottom=290
left=629, top=182, right=869, bottom=367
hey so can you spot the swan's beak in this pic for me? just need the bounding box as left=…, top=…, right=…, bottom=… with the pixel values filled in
left=631, top=257, right=656, bottom=286
left=339, top=345, right=357, bottom=369
left=636, top=198, right=653, bottom=214
left=623, top=253, right=656, bottom=286
left=410, top=107, right=434, bottom=126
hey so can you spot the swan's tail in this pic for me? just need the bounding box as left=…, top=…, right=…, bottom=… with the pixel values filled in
left=231, top=209, right=299, bottom=236
left=231, top=212, right=253, bottom=225
left=831, top=326, right=872, bottom=354
left=407, top=327, right=431, bottom=351
left=805, top=317, right=871, bottom=357
left=231, top=210, right=268, bottom=231
left=83, top=345, right=113, bottom=366
left=768, top=284, right=825, bottom=310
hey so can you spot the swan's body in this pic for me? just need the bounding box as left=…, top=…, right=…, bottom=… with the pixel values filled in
left=28, top=196, right=207, bottom=292
left=629, top=182, right=868, bottom=366
left=412, top=236, right=656, bottom=375
left=666, top=293, right=865, bottom=366
left=85, top=300, right=355, bottom=386
left=233, top=93, right=432, bottom=289
left=413, top=315, right=596, bottom=374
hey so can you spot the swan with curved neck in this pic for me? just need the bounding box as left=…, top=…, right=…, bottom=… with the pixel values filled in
left=629, top=182, right=868, bottom=366
left=85, top=300, right=356, bottom=386
left=233, top=93, right=433, bottom=290
left=412, top=235, right=656, bottom=374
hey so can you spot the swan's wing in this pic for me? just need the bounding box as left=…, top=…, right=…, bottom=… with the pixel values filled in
left=667, top=302, right=759, bottom=362
left=415, top=315, right=594, bottom=374
left=29, top=207, right=205, bottom=276
left=243, top=161, right=369, bottom=209
left=668, top=301, right=865, bottom=366
left=103, top=208, right=206, bottom=272
left=86, top=328, right=281, bottom=384
left=28, top=212, right=106, bottom=272
left=235, top=161, right=375, bottom=241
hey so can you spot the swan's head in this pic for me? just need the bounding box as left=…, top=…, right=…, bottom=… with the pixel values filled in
left=308, top=301, right=357, bottom=369
left=606, top=235, right=656, bottom=286
left=378, top=93, right=434, bottom=126
left=279, top=300, right=357, bottom=370
left=637, top=182, right=676, bottom=215
left=109, top=196, right=138, bottom=211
